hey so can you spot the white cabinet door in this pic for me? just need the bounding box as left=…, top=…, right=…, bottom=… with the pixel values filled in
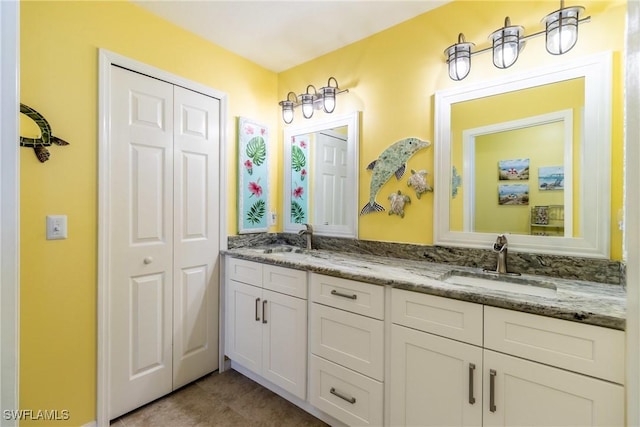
left=390, top=324, right=482, bottom=427
left=225, top=280, right=263, bottom=375
left=483, top=350, right=624, bottom=427
left=262, top=289, right=307, bottom=399
left=225, top=268, right=308, bottom=400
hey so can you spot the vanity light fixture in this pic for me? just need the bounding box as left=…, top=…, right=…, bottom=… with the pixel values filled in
left=445, top=0, right=590, bottom=80
left=278, top=77, right=348, bottom=123
left=490, top=17, right=524, bottom=69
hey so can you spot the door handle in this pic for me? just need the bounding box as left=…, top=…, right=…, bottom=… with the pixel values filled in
left=331, top=289, right=357, bottom=300
left=330, top=387, right=356, bottom=404
left=489, top=369, right=497, bottom=412
left=468, top=363, right=476, bottom=404
left=262, top=300, right=268, bottom=324
left=255, top=298, right=260, bottom=321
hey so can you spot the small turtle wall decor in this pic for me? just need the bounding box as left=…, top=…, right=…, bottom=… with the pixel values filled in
left=20, top=103, right=69, bottom=162
left=407, top=169, right=433, bottom=199
left=388, top=190, right=411, bottom=218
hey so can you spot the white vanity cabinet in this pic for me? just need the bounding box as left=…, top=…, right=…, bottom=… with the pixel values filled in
left=390, top=289, right=484, bottom=426
left=390, top=288, right=625, bottom=427
left=225, top=258, right=308, bottom=399
left=308, top=273, right=385, bottom=426
left=482, top=306, right=625, bottom=427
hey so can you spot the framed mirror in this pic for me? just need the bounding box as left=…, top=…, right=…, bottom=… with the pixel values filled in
left=434, top=52, right=612, bottom=258
left=284, top=111, right=360, bottom=238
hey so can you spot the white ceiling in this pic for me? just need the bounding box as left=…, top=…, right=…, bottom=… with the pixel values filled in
left=133, top=1, right=449, bottom=72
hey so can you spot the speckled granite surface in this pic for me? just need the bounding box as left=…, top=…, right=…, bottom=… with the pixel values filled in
left=224, top=241, right=626, bottom=330
left=229, top=234, right=625, bottom=285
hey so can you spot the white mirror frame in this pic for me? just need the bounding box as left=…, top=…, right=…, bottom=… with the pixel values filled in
left=434, top=51, right=612, bottom=258
left=283, top=111, right=360, bottom=238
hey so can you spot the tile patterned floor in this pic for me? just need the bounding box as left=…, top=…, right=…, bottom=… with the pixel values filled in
left=110, top=369, right=328, bottom=427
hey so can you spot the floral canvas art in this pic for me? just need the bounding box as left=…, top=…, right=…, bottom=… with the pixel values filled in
left=290, top=134, right=310, bottom=224
left=238, top=117, right=269, bottom=233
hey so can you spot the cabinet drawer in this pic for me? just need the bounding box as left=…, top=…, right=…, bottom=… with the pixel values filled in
left=310, top=273, right=384, bottom=319
left=392, top=288, right=483, bottom=346
left=310, top=303, right=384, bottom=381
left=484, top=306, right=625, bottom=384
left=226, top=257, right=263, bottom=287
left=309, top=355, right=383, bottom=427
left=262, top=264, right=307, bottom=299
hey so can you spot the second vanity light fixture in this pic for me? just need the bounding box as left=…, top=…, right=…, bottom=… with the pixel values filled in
left=445, top=0, right=590, bottom=81
left=278, top=77, right=348, bottom=124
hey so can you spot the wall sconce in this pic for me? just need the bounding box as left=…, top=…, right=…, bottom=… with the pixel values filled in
left=278, top=77, right=348, bottom=123
left=445, top=0, right=590, bottom=81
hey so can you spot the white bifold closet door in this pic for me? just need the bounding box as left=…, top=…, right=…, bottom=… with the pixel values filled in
left=109, top=65, right=220, bottom=419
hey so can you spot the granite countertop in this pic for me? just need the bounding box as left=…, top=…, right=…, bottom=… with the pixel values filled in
left=223, top=246, right=626, bottom=330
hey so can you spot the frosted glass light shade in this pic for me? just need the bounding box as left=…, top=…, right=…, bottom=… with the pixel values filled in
left=543, top=6, right=584, bottom=55
left=301, top=93, right=315, bottom=119
left=445, top=34, right=474, bottom=81
left=282, top=104, right=294, bottom=124
left=490, top=18, right=523, bottom=69
left=322, top=87, right=336, bottom=113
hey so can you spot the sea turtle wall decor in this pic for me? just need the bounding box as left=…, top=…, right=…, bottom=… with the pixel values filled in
left=388, top=190, right=411, bottom=218
left=407, top=169, right=433, bottom=199
left=20, top=103, right=69, bottom=162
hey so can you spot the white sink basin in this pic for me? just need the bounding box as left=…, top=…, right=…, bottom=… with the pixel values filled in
left=444, top=272, right=557, bottom=298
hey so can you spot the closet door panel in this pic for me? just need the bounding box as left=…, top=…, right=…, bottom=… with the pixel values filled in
left=172, top=86, right=221, bottom=388
left=109, top=66, right=174, bottom=419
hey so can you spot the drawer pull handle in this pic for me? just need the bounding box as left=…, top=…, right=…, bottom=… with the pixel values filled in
left=262, top=300, right=268, bottom=324
left=468, top=363, right=476, bottom=404
left=330, top=387, right=356, bottom=404
left=255, top=298, right=260, bottom=321
left=331, top=289, right=357, bottom=300
left=489, top=369, right=497, bottom=413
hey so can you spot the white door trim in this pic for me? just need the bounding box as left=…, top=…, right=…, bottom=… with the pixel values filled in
left=97, top=49, right=228, bottom=427
left=625, top=1, right=640, bottom=424
left=0, top=1, right=20, bottom=426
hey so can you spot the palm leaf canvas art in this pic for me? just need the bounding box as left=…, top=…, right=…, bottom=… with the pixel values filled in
left=238, top=117, right=269, bottom=233
left=290, top=135, right=310, bottom=224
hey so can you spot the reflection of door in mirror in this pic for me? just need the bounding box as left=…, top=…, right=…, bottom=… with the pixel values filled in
left=313, top=128, right=348, bottom=226
left=283, top=111, right=359, bottom=238
left=450, top=78, right=583, bottom=238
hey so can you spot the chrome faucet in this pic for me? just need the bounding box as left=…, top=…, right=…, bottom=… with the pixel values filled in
left=484, top=234, right=519, bottom=275
left=298, top=223, right=313, bottom=250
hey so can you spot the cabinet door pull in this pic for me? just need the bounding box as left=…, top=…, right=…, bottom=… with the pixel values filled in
left=330, top=387, right=356, bottom=404
left=255, top=298, right=261, bottom=321
left=489, top=369, right=497, bottom=412
left=330, top=289, right=357, bottom=300
left=468, top=363, right=476, bottom=404
left=262, top=300, right=268, bottom=324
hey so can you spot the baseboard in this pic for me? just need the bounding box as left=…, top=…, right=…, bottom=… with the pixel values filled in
left=230, top=361, right=347, bottom=427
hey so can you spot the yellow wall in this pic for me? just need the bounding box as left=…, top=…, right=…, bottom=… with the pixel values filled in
left=277, top=0, right=625, bottom=259
left=20, top=1, right=277, bottom=425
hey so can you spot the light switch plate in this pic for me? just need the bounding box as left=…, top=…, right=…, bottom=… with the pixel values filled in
left=46, top=215, right=67, bottom=240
